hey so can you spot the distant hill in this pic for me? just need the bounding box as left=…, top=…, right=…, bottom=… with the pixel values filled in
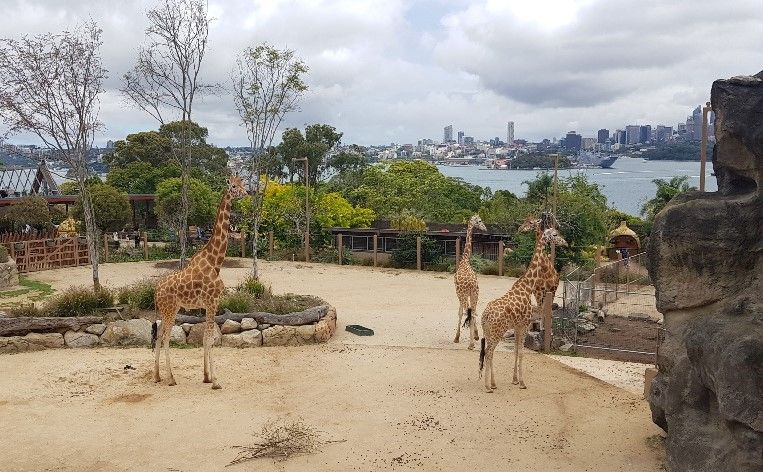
left=640, top=142, right=712, bottom=161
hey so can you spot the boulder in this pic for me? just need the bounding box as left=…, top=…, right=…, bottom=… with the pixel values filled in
left=240, top=317, right=257, bottom=331
left=0, top=260, right=19, bottom=289
left=85, top=324, right=106, bottom=336
left=313, top=306, right=337, bottom=343
left=576, top=320, right=596, bottom=334
left=647, top=72, right=763, bottom=472
left=221, top=329, right=261, bottom=348
left=101, top=319, right=152, bottom=346
left=262, top=324, right=315, bottom=346
left=0, top=332, right=64, bottom=354
left=559, top=343, right=574, bottom=352
left=581, top=311, right=596, bottom=322
left=181, top=323, right=193, bottom=334
left=220, top=319, right=241, bottom=334
left=523, top=331, right=543, bottom=351
left=186, top=322, right=221, bottom=347
left=64, top=330, right=100, bottom=348
left=24, top=332, right=65, bottom=348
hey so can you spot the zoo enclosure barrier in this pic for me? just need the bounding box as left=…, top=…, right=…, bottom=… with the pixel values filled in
left=559, top=252, right=665, bottom=364
left=2, top=237, right=90, bottom=273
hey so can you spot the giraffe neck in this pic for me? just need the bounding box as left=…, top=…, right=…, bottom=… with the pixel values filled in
left=197, top=190, right=233, bottom=269
left=462, top=221, right=474, bottom=261
left=512, top=228, right=546, bottom=293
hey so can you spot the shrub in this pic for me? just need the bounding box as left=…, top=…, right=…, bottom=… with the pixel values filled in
left=117, top=279, right=157, bottom=310
left=0, top=245, right=8, bottom=263
left=391, top=233, right=443, bottom=268
left=43, top=286, right=114, bottom=317
left=237, top=275, right=267, bottom=298
left=313, top=247, right=354, bottom=265
left=250, top=293, right=323, bottom=315
left=8, top=304, right=42, bottom=317
left=218, top=290, right=255, bottom=314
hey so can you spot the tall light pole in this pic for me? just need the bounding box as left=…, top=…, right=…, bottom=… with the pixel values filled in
left=293, top=157, right=310, bottom=262
left=700, top=101, right=712, bottom=192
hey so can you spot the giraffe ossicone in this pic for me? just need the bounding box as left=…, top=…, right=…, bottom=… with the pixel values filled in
left=152, top=175, right=248, bottom=389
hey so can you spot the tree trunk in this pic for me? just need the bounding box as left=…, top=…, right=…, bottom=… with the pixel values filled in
left=75, top=158, right=100, bottom=290
left=0, top=316, right=104, bottom=336
left=175, top=305, right=328, bottom=326
left=178, top=124, right=191, bottom=268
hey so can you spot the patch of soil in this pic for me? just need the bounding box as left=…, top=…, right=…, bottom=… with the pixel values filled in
left=574, top=317, right=662, bottom=363
left=153, top=259, right=250, bottom=270
left=110, top=393, right=152, bottom=404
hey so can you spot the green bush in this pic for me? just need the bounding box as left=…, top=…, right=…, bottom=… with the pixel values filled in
left=0, top=245, right=8, bottom=263
left=391, top=233, right=443, bottom=268
left=43, top=286, right=114, bottom=317
left=314, top=247, right=354, bottom=265
left=117, top=279, right=157, bottom=310
left=8, top=304, right=42, bottom=317
left=237, top=275, right=267, bottom=298
left=218, top=290, right=255, bottom=314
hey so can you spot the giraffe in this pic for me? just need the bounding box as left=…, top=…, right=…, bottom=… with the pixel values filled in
left=453, top=214, right=487, bottom=349
left=479, top=225, right=567, bottom=392
left=518, top=213, right=562, bottom=311
left=152, top=175, right=248, bottom=389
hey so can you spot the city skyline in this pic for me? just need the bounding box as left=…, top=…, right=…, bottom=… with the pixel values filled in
left=1, top=0, right=762, bottom=147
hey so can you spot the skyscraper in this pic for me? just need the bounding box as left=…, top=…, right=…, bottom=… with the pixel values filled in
left=656, top=125, right=673, bottom=142
left=565, top=131, right=582, bottom=151
left=506, top=121, right=515, bottom=144
left=444, top=125, right=453, bottom=143
left=639, top=125, right=652, bottom=144
left=597, top=129, right=609, bottom=144
left=457, top=131, right=464, bottom=145
left=625, top=125, right=640, bottom=145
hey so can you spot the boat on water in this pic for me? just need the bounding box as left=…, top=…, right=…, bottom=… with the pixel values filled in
left=574, top=151, right=618, bottom=169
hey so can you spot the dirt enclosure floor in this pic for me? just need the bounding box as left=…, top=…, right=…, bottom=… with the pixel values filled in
left=0, top=260, right=664, bottom=471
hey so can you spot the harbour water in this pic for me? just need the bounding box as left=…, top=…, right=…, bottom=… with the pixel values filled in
left=437, top=157, right=718, bottom=216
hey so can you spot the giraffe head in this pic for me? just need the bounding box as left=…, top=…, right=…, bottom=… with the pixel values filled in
left=519, top=215, right=541, bottom=232
left=541, top=228, right=568, bottom=247
left=227, top=175, right=248, bottom=198
left=469, top=214, right=487, bottom=232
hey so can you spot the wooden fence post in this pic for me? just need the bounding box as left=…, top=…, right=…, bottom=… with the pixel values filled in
left=455, top=237, right=461, bottom=264
left=373, top=234, right=378, bottom=267
left=416, top=236, right=422, bottom=270
left=72, top=236, right=78, bottom=266
left=543, top=291, right=553, bottom=352
left=142, top=232, right=148, bottom=260
left=103, top=234, right=109, bottom=262
left=268, top=231, right=274, bottom=258
left=337, top=234, right=343, bottom=265
left=498, top=240, right=504, bottom=276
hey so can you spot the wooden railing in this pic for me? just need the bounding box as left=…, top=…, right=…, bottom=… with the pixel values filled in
left=2, top=237, right=90, bottom=273
left=0, top=230, right=58, bottom=243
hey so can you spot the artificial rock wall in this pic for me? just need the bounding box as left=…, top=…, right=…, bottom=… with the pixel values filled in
left=647, top=72, right=763, bottom=471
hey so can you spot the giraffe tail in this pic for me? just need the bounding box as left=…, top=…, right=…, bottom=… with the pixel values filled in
left=151, top=321, right=158, bottom=350
left=478, top=338, right=485, bottom=378
left=462, top=307, right=472, bottom=328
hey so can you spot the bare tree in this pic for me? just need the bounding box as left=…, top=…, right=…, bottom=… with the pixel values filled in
left=0, top=22, right=107, bottom=289
left=231, top=43, right=308, bottom=278
left=121, top=0, right=214, bottom=266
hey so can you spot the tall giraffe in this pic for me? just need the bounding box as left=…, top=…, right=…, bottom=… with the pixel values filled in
left=518, top=214, right=562, bottom=310
left=453, top=214, right=487, bottom=349
left=152, top=176, right=248, bottom=389
left=479, top=225, right=567, bottom=392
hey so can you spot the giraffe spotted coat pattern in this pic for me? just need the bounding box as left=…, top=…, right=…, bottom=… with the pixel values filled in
left=453, top=215, right=487, bottom=349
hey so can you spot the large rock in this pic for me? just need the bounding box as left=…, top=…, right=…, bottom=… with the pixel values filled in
left=0, top=261, right=19, bottom=289
left=101, top=319, right=153, bottom=346
left=262, top=324, right=315, bottom=346
left=313, top=306, right=337, bottom=343
left=186, top=322, right=221, bottom=347
left=221, top=329, right=262, bottom=348
left=0, top=332, right=64, bottom=354
left=85, top=324, right=106, bottom=336
left=647, top=72, right=763, bottom=472
left=220, top=319, right=241, bottom=334
left=240, top=317, right=257, bottom=331
left=64, top=330, right=100, bottom=348
left=154, top=321, right=188, bottom=344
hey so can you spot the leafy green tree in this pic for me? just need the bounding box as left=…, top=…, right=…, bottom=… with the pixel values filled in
left=155, top=177, right=218, bottom=231
left=104, top=130, right=171, bottom=168
left=524, top=173, right=554, bottom=203
left=315, top=192, right=375, bottom=228
left=106, top=160, right=180, bottom=194
left=3, top=196, right=52, bottom=230
left=641, top=176, right=694, bottom=221
left=349, top=161, right=484, bottom=223
left=74, top=184, right=131, bottom=232
left=277, top=124, right=343, bottom=184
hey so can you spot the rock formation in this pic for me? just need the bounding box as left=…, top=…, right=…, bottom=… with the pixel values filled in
left=647, top=72, right=763, bottom=471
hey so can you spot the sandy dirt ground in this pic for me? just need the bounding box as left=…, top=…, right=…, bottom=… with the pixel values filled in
left=0, top=260, right=664, bottom=471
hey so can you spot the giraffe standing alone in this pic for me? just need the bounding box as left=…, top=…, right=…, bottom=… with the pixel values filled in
left=519, top=214, right=562, bottom=310
left=453, top=215, right=487, bottom=349
left=479, top=225, right=567, bottom=392
left=152, top=175, right=248, bottom=389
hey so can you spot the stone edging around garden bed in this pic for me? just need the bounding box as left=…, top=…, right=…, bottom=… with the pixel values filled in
left=0, top=305, right=337, bottom=354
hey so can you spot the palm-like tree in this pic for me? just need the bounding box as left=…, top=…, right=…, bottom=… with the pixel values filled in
left=641, top=176, right=695, bottom=220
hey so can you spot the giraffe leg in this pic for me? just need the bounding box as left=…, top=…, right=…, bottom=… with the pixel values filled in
left=153, top=321, right=162, bottom=383
left=516, top=326, right=527, bottom=389
left=205, top=305, right=221, bottom=390
left=470, top=293, right=480, bottom=342
left=454, top=303, right=464, bottom=343
left=203, top=320, right=211, bottom=384
left=512, top=328, right=520, bottom=385
left=163, top=321, right=176, bottom=386
left=484, top=339, right=497, bottom=392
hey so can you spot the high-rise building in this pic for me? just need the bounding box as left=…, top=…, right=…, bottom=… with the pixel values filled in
left=463, top=136, right=474, bottom=146
left=625, top=125, right=640, bottom=145
left=106, top=140, right=114, bottom=149
left=565, top=131, right=582, bottom=151
left=616, top=129, right=626, bottom=145
left=582, top=137, right=597, bottom=150
left=656, top=125, right=673, bottom=142
left=639, top=125, right=652, bottom=144
left=457, top=131, right=464, bottom=145
left=597, top=129, right=609, bottom=144
left=443, top=125, right=453, bottom=143
left=506, top=121, right=515, bottom=144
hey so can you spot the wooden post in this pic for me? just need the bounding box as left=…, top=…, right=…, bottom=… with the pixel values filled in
left=455, top=237, right=461, bottom=264
left=542, top=291, right=553, bottom=352
left=416, top=236, right=422, bottom=270
left=498, top=240, right=504, bottom=276
left=240, top=234, right=246, bottom=258
left=592, top=248, right=601, bottom=307
left=142, top=232, right=148, bottom=260
left=268, top=231, right=274, bottom=258
left=103, top=234, right=109, bottom=262
left=337, top=234, right=343, bottom=265
left=72, top=236, right=78, bottom=267
left=373, top=234, right=378, bottom=267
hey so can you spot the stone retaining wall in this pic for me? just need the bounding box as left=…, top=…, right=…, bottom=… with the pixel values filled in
left=0, top=305, right=337, bottom=354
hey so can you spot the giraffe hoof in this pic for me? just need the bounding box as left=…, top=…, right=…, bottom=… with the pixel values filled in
left=467, top=344, right=475, bottom=350
left=453, top=337, right=459, bottom=343
left=154, top=376, right=161, bottom=383
left=168, top=379, right=177, bottom=386
left=211, top=383, right=222, bottom=390
left=512, top=379, right=519, bottom=385
left=519, top=383, right=527, bottom=389
left=484, top=387, right=494, bottom=393
left=203, top=378, right=212, bottom=383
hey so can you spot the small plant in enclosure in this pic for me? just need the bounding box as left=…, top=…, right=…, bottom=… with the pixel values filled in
left=218, top=290, right=255, bottom=314
left=43, top=286, right=114, bottom=317
left=236, top=276, right=267, bottom=298
left=391, top=233, right=443, bottom=268
left=117, top=279, right=157, bottom=310
left=313, top=247, right=354, bottom=265
left=8, top=304, right=42, bottom=317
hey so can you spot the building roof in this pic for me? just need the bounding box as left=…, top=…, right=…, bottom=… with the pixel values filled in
left=608, top=221, right=640, bottom=246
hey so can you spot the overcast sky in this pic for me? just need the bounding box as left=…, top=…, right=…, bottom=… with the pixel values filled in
left=2, top=0, right=762, bottom=147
